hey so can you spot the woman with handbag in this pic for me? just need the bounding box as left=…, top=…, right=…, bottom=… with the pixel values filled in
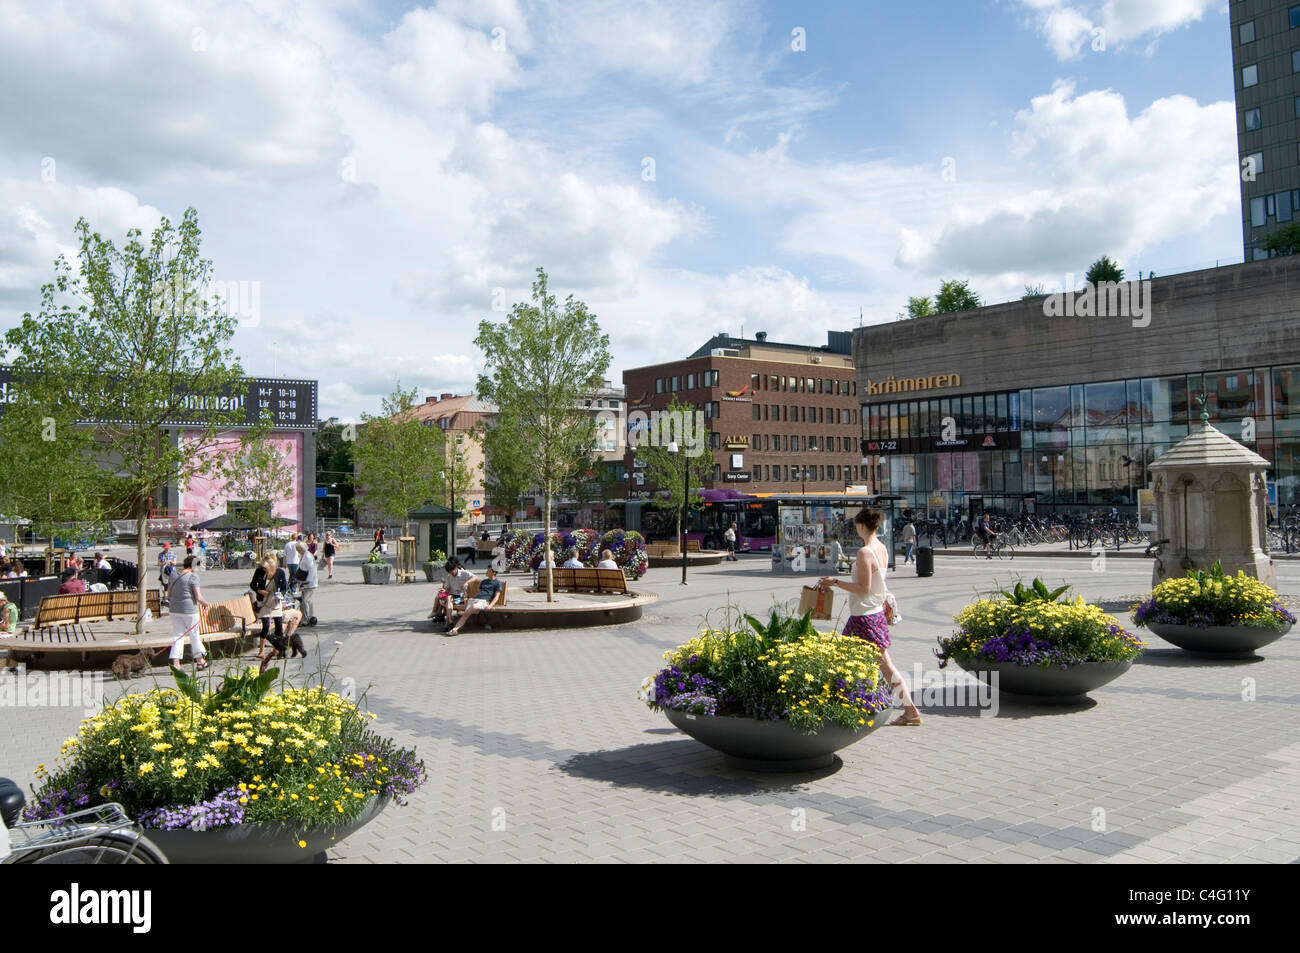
left=819, top=507, right=922, bottom=727
left=249, top=554, right=289, bottom=666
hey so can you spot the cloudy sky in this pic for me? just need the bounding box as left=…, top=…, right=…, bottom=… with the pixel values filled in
left=0, top=0, right=1242, bottom=418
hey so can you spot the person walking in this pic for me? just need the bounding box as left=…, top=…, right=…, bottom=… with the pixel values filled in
left=818, top=507, right=922, bottom=727
left=322, top=531, right=336, bottom=579
left=723, top=523, right=738, bottom=561
left=295, top=541, right=318, bottom=626
left=370, top=526, right=386, bottom=555
left=251, top=554, right=289, bottom=666
left=168, top=556, right=211, bottom=670
left=282, top=533, right=301, bottom=584
left=900, top=519, right=917, bottom=564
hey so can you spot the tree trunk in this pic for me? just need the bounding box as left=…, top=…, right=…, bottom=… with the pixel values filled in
left=544, top=488, right=554, bottom=603
left=135, top=498, right=148, bottom=636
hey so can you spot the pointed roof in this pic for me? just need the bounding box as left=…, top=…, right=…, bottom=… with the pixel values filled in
left=1149, top=422, right=1270, bottom=471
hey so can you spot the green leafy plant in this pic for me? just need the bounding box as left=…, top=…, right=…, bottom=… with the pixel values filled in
left=171, top=664, right=279, bottom=715
left=365, top=550, right=389, bottom=565
left=426, top=549, right=446, bottom=565
left=998, top=578, right=1072, bottom=605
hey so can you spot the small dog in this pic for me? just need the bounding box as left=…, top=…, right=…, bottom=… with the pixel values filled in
left=111, top=649, right=153, bottom=679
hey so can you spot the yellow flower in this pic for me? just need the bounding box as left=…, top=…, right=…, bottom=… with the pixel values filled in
left=138, top=762, right=155, bottom=775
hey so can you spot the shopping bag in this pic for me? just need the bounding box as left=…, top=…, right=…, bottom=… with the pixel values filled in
left=798, top=585, right=833, bottom=621
left=380, top=542, right=389, bottom=554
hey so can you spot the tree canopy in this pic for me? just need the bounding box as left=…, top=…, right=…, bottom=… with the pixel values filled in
left=352, top=383, right=447, bottom=536
left=1085, top=255, right=1125, bottom=285
left=1260, top=223, right=1300, bottom=256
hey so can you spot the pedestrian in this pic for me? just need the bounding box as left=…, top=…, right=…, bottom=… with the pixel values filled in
left=724, top=523, right=738, bottom=561
left=250, top=554, right=289, bottom=663
left=282, top=533, right=301, bottom=592
left=370, top=526, right=386, bottom=555
left=295, top=541, right=318, bottom=626
left=596, top=549, right=619, bottom=570
left=323, top=531, right=336, bottom=579
left=57, top=569, right=86, bottom=595
left=158, top=541, right=177, bottom=599
left=431, top=558, right=475, bottom=629
left=168, top=556, right=210, bottom=670
left=818, top=507, right=922, bottom=727
left=184, top=532, right=196, bottom=557
left=0, top=591, right=19, bottom=634
left=901, top=519, right=917, bottom=564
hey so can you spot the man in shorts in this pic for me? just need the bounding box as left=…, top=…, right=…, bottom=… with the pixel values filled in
left=445, top=566, right=504, bottom=636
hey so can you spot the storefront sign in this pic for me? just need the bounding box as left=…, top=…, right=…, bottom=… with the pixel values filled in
left=723, top=436, right=750, bottom=449
left=723, top=472, right=751, bottom=482
left=867, top=433, right=1022, bottom=455
left=865, top=373, right=961, bottom=396
left=721, top=396, right=753, bottom=403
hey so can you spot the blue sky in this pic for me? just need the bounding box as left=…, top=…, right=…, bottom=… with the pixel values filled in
left=0, top=0, right=1245, bottom=417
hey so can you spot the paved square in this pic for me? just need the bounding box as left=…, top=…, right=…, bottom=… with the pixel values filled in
left=3, top=545, right=1298, bottom=863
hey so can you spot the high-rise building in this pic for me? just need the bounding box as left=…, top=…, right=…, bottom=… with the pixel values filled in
left=1232, top=0, right=1300, bottom=260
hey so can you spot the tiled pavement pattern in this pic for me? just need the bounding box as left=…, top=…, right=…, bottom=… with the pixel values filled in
left=3, top=546, right=1300, bottom=863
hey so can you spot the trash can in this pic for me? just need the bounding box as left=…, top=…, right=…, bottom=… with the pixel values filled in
left=915, top=546, right=934, bottom=577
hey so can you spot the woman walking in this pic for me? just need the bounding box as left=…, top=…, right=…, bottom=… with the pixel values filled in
left=322, top=531, right=336, bottom=579
left=250, top=554, right=289, bottom=669
left=168, top=556, right=211, bottom=670
left=819, top=508, right=922, bottom=726
left=370, top=526, right=386, bottom=555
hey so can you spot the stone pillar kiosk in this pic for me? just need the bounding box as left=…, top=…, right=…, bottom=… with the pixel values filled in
left=1148, top=417, right=1274, bottom=588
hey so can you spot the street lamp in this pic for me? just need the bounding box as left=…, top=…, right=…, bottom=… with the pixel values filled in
left=668, top=441, right=689, bottom=586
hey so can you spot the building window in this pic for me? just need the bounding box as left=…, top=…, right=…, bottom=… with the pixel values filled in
left=655, top=378, right=663, bottom=394
left=686, top=373, right=695, bottom=390
left=1244, top=107, right=1261, bottom=131
left=1280, top=190, right=1295, bottom=223
left=1243, top=64, right=1258, bottom=87
left=1241, top=20, right=1255, bottom=44
left=809, top=436, right=818, bottom=451
left=670, top=376, right=679, bottom=392
left=1293, top=6, right=1300, bottom=28
left=769, top=375, right=779, bottom=390
left=704, top=401, right=720, bottom=419
left=1244, top=151, right=1264, bottom=176
left=1295, top=95, right=1300, bottom=119
left=752, top=465, right=761, bottom=482
left=791, top=435, right=800, bottom=451
left=1294, top=50, right=1300, bottom=72
left=751, top=373, right=760, bottom=391
left=1251, top=195, right=1267, bottom=227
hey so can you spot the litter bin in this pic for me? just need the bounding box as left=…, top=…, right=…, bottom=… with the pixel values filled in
left=915, top=546, right=934, bottom=577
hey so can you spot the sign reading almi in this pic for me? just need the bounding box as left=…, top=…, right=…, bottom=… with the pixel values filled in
left=0, top=366, right=318, bottom=431
left=864, top=373, right=961, bottom=396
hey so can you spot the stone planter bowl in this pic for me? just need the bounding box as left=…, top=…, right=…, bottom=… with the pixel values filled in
left=361, top=563, right=392, bottom=585
left=1146, top=621, right=1292, bottom=658
left=665, top=707, right=886, bottom=771
left=950, top=657, right=1133, bottom=704
left=146, top=796, right=388, bottom=864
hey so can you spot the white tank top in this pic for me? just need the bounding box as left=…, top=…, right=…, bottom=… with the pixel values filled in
left=849, top=544, right=887, bottom=617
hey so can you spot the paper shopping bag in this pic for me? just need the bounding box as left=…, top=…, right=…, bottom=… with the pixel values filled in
left=798, top=585, right=832, bottom=621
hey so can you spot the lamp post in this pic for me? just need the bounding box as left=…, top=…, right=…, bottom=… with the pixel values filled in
left=668, top=441, right=688, bottom=585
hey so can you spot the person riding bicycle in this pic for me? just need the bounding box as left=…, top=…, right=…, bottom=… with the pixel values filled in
left=976, top=514, right=998, bottom=557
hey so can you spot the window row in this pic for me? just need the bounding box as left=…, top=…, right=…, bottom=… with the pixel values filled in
left=746, top=373, right=857, bottom=396
left=654, top=370, right=720, bottom=393
left=748, top=464, right=865, bottom=484
left=1239, top=9, right=1300, bottom=47
left=752, top=403, right=858, bottom=424
left=1249, top=189, right=1300, bottom=228
left=748, top=434, right=859, bottom=453
left=866, top=393, right=1018, bottom=442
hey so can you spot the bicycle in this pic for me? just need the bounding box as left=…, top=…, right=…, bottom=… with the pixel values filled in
left=1, top=778, right=168, bottom=864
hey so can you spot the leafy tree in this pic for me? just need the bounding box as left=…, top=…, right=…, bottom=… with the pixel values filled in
left=443, top=430, right=480, bottom=515
left=1260, top=223, right=1300, bottom=256
left=475, top=267, right=612, bottom=600
left=1022, top=282, right=1045, bottom=298
left=1085, top=255, right=1124, bottom=285
left=0, top=388, right=104, bottom=541
left=641, top=396, right=715, bottom=549
left=934, top=279, right=982, bottom=313
left=315, top=421, right=356, bottom=520
left=896, top=295, right=937, bottom=321
left=352, top=383, right=446, bottom=537
left=482, top=408, right=533, bottom=518
left=3, top=209, right=245, bottom=631
left=205, top=415, right=296, bottom=536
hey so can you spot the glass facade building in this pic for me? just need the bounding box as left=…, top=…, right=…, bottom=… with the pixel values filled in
left=863, top=365, right=1300, bottom=517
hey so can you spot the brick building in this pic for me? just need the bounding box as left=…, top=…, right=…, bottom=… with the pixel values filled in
left=621, top=331, right=865, bottom=495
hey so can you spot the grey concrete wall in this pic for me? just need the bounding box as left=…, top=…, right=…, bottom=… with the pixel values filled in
left=852, top=258, right=1300, bottom=400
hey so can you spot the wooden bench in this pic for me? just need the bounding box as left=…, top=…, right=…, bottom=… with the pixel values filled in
left=464, top=576, right=508, bottom=606
left=199, top=594, right=259, bottom=637
left=529, top=567, right=630, bottom=595
left=30, top=589, right=161, bottom=629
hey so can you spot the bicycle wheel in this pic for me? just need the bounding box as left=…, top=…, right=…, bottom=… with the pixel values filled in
left=1000, top=540, right=1015, bottom=560
left=11, top=832, right=167, bottom=864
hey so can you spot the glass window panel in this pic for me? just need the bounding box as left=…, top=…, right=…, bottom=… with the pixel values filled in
left=1084, top=380, right=1127, bottom=427
left=1070, top=384, right=1085, bottom=428
left=1240, top=20, right=1255, bottom=44
left=1032, top=386, right=1069, bottom=432
left=1275, top=366, right=1300, bottom=416
left=1280, top=192, right=1294, bottom=223
left=1245, top=107, right=1261, bottom=131
left=1207, top=370, right=1258, bottom=420
left=1251, top=196, right=1267, bottom=227
left=960, top=396, right=974, bottom=434
left=1293, top=6, right=1300, bottom=28
left=1243, top=64, right=1258, bottom=87
left=995, top=393, right=1008, bottom=432
left=1294, top=50, right=1300, bottom=72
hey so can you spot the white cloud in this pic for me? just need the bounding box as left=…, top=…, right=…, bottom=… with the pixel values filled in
left=1016, top=0, right=1218, bottom=59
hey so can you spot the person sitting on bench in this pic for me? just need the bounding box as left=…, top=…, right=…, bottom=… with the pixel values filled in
left=430, top=558, right=475, bottom=625
left=445, top=566, right=504, bottom=636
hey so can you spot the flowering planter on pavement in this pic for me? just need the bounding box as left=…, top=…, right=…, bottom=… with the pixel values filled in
left=1144, top=621, right=1292, bottom=657
left=1132, top=564, right=1295, bottom=658
left=949, top=658, right=1133, bottom=703
left=665, top=708, right=884, bottom=771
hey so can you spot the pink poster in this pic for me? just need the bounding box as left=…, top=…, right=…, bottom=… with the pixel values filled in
left=180, top=429, right=303, bottom=530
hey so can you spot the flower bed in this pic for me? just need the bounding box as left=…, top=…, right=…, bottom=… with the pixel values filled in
left=1132, top=563, right=1295, bottom=631
left=25, top=667, right=425, bottom=838
left=500, top=527, right=647, bottom=579
left=937, top=579, right=1143, bottom=670
left=643, top=610, right=893, bottom=733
